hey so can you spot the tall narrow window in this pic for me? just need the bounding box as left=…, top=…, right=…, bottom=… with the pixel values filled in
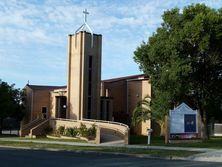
left=87, top=97, right=91, bottom=119
left=106, top=101, right=110, bottom=120
left=100, top=100, right=104, bottom=120
left=88, top=97, right=91, bottom=111
left=88, top=69, right=92, bottom=82
left=89, top=55, right=92, bottom=69
left=87, top=55, right=93, bottom=119
left=88, top=83, right=92, bottom=96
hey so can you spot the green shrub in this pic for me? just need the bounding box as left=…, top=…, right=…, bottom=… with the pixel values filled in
left=44, top=126, right=53, bottom=134
left=56, top=124, right=97, bottom=139
left=58, top=126, right=65, bottom=135
left=64, top=127, right=73, bottom=137
left=53, top=130, right=60, bottom=137
left=64, top=127, right=79, bottom=137
left=79, top=123, right=88, bottom=137
left=72, top=127, right=79, bottom=137
left=87, top=124, right=96, bottom=139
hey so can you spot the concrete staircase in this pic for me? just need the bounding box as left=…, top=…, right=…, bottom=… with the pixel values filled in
left=19, top=118, right=46, bottom=137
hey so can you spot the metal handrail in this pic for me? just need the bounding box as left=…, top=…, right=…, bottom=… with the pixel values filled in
left=30, top=119, right=49, bottom=134
left=22, top=118, right=43, bottom=130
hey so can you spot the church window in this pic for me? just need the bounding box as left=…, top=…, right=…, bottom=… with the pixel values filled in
left=88, top=83, right=92, bottom=96
left=42, top=107, right=47, bottom=119
left=89, top=55, right=92, bottom=69
left=106, top=101, right=110, bottom=120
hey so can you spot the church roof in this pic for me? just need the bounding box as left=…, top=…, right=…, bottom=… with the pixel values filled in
left=26, top=84, right=66, bottom=90
left=102, top=74, right=147, bottom=83
left=25, top=74, right=147, bottom=89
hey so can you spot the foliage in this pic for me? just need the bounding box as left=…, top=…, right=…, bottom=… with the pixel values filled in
left=0, top=79, right=24, bottom=134
left=134, top=4, right=222, bottom=135
left=44, top=126, right=53, bottom=134
left=79, top=123, right=88, bottom=137
left=64, top=127, right=79, bottom=137
left=72, top=127, right=79, bottom=137
left=87, top=124, right=96, bottom=139
left=57, top=126, right=65, bottom=135
left=131, top=95, right=151, bottom=126
left=55, top=124, right=96, bottom=139
left=0, top=80, right=24, bottom=119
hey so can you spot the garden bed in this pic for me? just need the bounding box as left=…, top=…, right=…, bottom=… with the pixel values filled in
left=46, top=123, right=97, bottom=143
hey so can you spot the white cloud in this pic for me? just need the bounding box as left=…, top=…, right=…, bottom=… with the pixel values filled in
left=1, top=0, right=222, bottom=88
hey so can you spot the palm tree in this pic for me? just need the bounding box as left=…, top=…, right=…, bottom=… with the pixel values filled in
left=131, top=95, right=151, bottom=126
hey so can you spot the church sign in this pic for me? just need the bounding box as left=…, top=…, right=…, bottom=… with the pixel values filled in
left=169, top=103, right=198, bottom=139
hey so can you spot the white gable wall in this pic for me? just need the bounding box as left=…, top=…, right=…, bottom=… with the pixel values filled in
left=169, top=103, right=198, bottom=134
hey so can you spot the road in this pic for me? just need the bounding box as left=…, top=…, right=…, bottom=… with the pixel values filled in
left=0, top=148, right=222, bottom=167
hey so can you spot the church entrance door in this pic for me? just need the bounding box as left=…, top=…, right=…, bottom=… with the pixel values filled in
left=56, top=96, right=67, bottom=118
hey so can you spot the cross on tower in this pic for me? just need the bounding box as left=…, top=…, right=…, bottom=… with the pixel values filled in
left=83, top=9, right=89, bottom=23
left=75, top=8, right=93, bottom=47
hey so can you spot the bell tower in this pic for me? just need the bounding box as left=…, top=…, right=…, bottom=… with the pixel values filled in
left=67, top=9, right=102, bottom=120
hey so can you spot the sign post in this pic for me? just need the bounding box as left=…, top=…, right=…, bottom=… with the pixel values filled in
left=147, top=128, right=153, bottom=145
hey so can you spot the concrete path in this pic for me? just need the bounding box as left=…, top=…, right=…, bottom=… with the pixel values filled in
left=0, top=137, right=214, bottom=151
left=0, top=137, right=222, bottom=162
left=188, top=150, right=222, bottom=163
left=100, top=133, right=125, bottom=145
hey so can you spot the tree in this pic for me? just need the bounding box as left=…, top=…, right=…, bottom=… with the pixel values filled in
left=0, top=80, right=24, bottom=134
left=134, top=4, right=222, bottom=138
left=131, top=95, right=151, bottom=126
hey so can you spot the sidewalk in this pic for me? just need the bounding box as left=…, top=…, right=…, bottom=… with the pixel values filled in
left=0, top=137, right=216, bottom=152
left=0, top=137, right=221, bottom=162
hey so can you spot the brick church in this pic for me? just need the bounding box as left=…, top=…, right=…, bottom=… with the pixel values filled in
left=22, top=10, right=151, bottom=136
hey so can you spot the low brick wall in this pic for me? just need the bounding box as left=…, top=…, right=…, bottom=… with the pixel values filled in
left=49, top=119, right=100, bottom=144
left=21, top=118, right=129, bottom=144
left=83, top=119, right=129, bottom=144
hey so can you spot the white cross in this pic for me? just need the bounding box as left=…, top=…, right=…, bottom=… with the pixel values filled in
left=83, top=9, right=89, bottom=23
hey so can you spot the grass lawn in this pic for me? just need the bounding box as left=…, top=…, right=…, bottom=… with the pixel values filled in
left=130, top=135, right=222, bottom=149
left=0, top=140, right=198, bottom=158
left=0, top=135, right=87, bottom=143
left=18, top=137, right=87, bottom=143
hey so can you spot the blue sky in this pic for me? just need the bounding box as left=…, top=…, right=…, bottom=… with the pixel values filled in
left=1, top=0, right=222, bottom=89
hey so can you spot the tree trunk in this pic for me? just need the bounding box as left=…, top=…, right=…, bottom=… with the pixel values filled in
left=200, top=109, right=208, bottom=139
left=164, top=116, right=169, bottom=144
left=159, top=121, right=165, bottom=137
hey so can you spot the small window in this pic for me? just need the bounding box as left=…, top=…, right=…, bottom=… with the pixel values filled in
left=42, top=107, right=47, bottom=119
left=42, top=107, right=47, bottom=113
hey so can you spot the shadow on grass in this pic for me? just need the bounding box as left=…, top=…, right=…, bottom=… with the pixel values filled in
left=130, top=135, right=222, bottom=149
left=0, top=140, right=198, bottom=158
